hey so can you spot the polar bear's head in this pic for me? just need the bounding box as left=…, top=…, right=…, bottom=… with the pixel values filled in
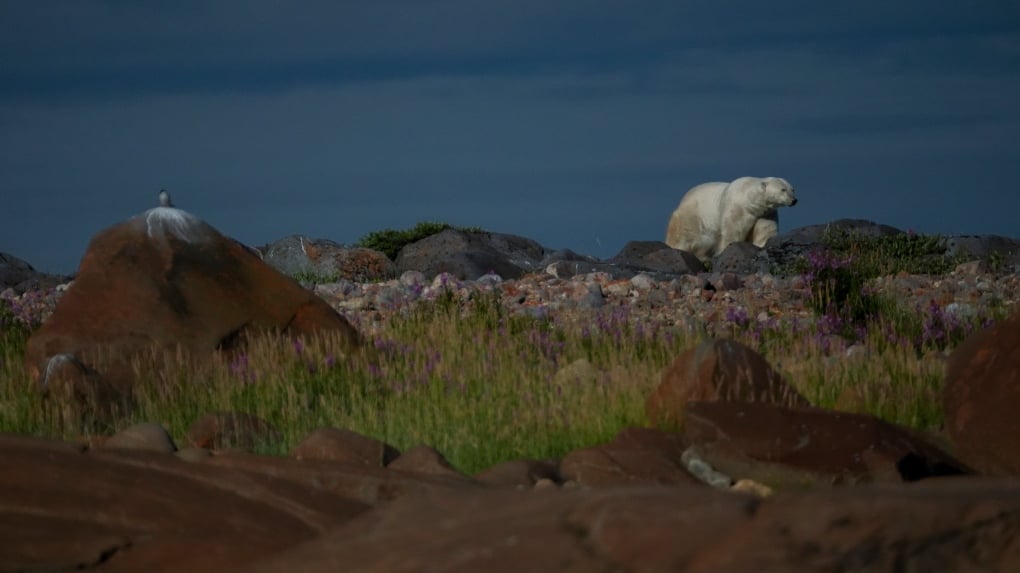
left=760, top=177, right=797, bottom=208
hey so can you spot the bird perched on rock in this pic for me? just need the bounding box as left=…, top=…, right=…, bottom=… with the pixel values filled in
left=158, top=188, right=174, bottom=208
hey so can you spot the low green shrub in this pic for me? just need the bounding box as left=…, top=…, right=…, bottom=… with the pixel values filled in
left=356, top=221, right=484, bottom=260
left=819, top=227, right=962, bottom=277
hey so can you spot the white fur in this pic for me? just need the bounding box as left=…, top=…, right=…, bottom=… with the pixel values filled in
left=665, top=176, right=797, bottom=262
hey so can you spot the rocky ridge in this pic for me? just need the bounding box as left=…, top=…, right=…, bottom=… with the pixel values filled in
left=7, top=220, right=1020, bottom=347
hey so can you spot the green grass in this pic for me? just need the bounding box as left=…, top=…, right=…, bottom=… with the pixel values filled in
left=355, top=220, right=485, bottom=260
left=1, top=294, right=670, bottom=472
left=0, top=229, right=1013, bottom=474
left=818, top=226, right=968, bottom=277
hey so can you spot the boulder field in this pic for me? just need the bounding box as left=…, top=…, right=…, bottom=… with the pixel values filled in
left=3, top=208, right=1020, bottom=570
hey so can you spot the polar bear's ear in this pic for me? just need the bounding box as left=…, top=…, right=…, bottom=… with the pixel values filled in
left=760, top=180, right=768, bottom=192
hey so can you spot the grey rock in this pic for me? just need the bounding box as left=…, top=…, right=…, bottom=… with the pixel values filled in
left=395, top=229, right=548, bottom=280
left=544, top=260, right=599, bottom=279
left=0, top=252, right=73, bottom=294
left=264, top=235, right=396, bottom=282
left=609, top=241, right=705, bottom=276
left=630, top=273, right=657, bottom=291
left=399, top=270, right=427, bottom=288
left=712, top=242, right=771, bottom=275
left=539, top=248, right=598, bottom=267
left=710, top=272, right=744, bottom=291
left=945, top=235, right=1020, bottom=272
left=765, top=219, right=905, bottom=272
left=541, top=249, right=602, bottom=278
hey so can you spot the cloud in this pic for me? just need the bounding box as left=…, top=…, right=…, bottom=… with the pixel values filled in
left=4, top=1, right=1017, bottom=101
left=2, top=1, right=1019, bottom=273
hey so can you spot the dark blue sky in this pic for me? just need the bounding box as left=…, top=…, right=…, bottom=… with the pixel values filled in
left=2, top=1, right=1019, bottom=274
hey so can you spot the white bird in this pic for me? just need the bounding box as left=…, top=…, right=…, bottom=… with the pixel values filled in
left=158, top=188, right=174, bottom=208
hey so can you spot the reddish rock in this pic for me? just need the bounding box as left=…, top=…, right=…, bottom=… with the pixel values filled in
left=387, top=444, right=472, bottom=481
left=686, top=478, right=1020, bottom=572
left=0, top=433, right=368, bottom=573
left=559, top=426, right=698, bottom=487
left=24, top=206, right=361, bottom=402
left=4, top=432, right=1019, bottom=572
left=646, top=338, right=809, bottom=429
left=332, top=247, right=398, bottom=282
left=290, top=427, right=400, bottom=467
left=103, top=422, right=177, bottom=453
left=944, top=310, right=1020, bottom=476
left=683, top=401, right=970, bottom=489
left=473, top=459, right=561, bottom=488
left=186, top=411, right=282, bottom=451
left=246, top=479, right=1020, bottom=573
left=247, top=486, right=754, bottom=573
left=264, top=236, right=397, bottom=282
left=200, top=451, right=478, bottom=506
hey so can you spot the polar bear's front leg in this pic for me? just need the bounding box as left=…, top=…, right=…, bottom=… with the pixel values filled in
left=717, top=205, right=758, bottom=254
left=749, top=210, right=779, bottom=248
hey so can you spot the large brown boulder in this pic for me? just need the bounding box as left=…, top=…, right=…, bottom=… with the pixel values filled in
left=24, top=205, right=361, bottom=398
left=646, top=338, right=809, bottom=428
left=683, top=401, right=970, bottom=489
left=248, top=485, right=755, bottom=573
left=0, top=433, right=370, bottom=573
left=186, top=411, right=283, bottom=451
left=246, top=479, right=1020, bottom=572
left=290, top=427, right=401, bottom=467
left=200, top=451, right=480, bottom=505
left=944, top=310, right=1020, bottom=476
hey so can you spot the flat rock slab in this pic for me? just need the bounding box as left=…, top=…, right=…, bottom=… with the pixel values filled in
left=246, top=479, right=1020, bottom=572
left=559, top=426, right=698, bottom=487
left=683, top=401, right=970, bottom=488
left=3, top=432, right=1019, bottom=572
left=201, top=451, right=480, bottom=505
left=0, top=433, right=461, bottom=572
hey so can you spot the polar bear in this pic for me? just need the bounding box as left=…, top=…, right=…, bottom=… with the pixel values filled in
left=665, top=176, right=797, bottom=262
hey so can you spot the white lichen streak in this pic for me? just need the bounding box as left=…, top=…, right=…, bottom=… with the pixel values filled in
left=144, top=207, right=204, bottom=244
left=41, top=353, right=78, bottom=389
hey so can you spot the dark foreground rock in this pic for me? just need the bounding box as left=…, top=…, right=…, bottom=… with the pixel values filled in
left=0, top=434, right=371, bottom=573
left=2, top=424, right=1019, bottom=572
left=683, top=401, right=971, bottom=489
left=246, top=479, right=1020, bottom=573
